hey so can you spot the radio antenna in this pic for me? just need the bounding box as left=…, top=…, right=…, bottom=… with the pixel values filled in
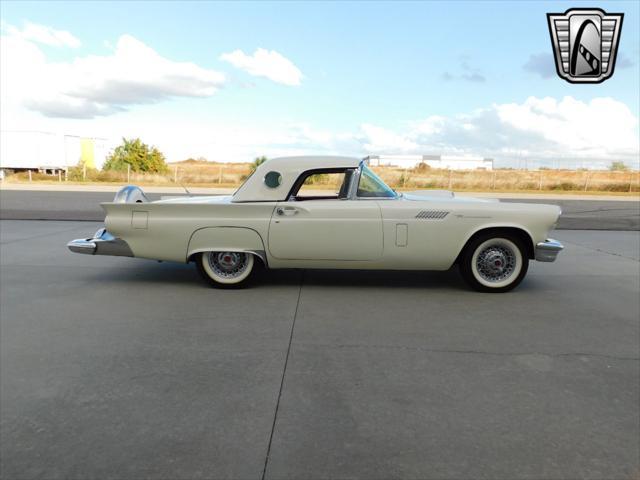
left=180, top=182, right=193, bottom=197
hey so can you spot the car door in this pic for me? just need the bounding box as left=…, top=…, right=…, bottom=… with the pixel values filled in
left=268, top=199, right=383, bottom=261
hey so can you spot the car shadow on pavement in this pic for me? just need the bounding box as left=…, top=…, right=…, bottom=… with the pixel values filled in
left=267, top=268, right=469, bottom=291
left=80, top=260, right=204, bottom=286
left=79, top=260, right=470, bottom=290
left=80, top=260, right=545, bottom=292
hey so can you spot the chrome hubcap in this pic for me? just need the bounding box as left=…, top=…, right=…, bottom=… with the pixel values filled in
left=476, top=244, right=516, bottom=282
left=207, top=252, right=249, bottom=278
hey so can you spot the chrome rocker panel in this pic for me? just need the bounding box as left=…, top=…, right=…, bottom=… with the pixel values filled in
left=67, top=228, right=133, bottom=257
left=535, top=238, right=564, bottom=262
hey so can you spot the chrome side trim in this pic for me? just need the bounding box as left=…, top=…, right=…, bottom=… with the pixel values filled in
left=67, top=227, right=133, bottom=257
left=535, top=238, right=564, bottom=262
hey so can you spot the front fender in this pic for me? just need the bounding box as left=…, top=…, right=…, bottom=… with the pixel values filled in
left=453, top=222, right=537, bottom=264
left=186, top=227, right=267, bottom=265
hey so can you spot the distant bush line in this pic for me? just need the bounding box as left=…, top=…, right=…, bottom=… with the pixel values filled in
left=3, top=161, right=639, bottom=194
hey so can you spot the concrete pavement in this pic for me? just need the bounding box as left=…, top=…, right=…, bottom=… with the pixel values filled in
left=0, top=220, right=638, bottom=479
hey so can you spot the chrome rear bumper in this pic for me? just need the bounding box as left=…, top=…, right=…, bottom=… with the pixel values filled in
left=67, top=228, right=133, bottom=257
left=535, top=238, right=564, bottom=262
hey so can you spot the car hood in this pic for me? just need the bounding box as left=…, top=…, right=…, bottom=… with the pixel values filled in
left=401, top=190, right=499, bottom=203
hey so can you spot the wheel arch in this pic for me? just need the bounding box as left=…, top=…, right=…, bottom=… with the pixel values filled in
left=455, top=226, right=535, bottom=264
left=186, top=226, right=268, bottom=267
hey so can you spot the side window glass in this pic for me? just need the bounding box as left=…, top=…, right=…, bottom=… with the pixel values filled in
left=292, top=170, right=354, bottom=200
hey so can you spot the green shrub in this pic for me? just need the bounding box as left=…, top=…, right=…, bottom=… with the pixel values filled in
left=609, top=161, right=628, bottom=171
left=103, top=138, right=168, bottom=174
left=601, top=182, right=631, bottom=192
left=397, top=172, right=411, bottom=187
left=551, top=182, right=579, bottom=191
left=413, top=162, right=430, bottom=173
left=415, top=180, right=439, bottom=189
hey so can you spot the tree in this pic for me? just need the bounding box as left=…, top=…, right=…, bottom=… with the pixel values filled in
left=103, top=138, right=168, bottom=173
left=250, top=156, right=268, bottom=173
left=414, top=162, right=431, bottom=173
left=609, top=161, right=628, bottom=171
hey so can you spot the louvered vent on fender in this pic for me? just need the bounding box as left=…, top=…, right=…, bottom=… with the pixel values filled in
left=415, top=210, right=449, bottom=219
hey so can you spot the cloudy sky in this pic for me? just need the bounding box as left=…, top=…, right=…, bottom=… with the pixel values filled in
left=1, top=0, right=639, bottom=168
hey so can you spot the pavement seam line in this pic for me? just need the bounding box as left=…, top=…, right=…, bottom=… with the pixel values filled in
left=560, top=239, right=640, bottom=262
left=0, top=224, right=93, bottom=245
left=299, top=343, right=639, bottom=361
left=261, top=269, right=304, bottom=480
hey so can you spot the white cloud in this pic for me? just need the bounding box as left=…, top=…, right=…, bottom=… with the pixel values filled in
left=7, top=95, right=635, bottom=169
left=285, top=97, right=639, bottom=169
left=495, top=97, right=638, bottom=160
left=1, top=29, right=226, bottom=118
left=125, top=96, right=633, bottom=168
left=220, top=48, right=303, bottom=86
left=359, top=124, right=419, bottom=153
left=3, top=21, right=81, bottom=48
left=1, top=30, right=636, bottom=172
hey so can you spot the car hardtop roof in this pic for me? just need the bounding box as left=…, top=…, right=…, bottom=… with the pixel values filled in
left=259, top=155, right=362, bottom=171
left=232, top=155, right=362, bottom=203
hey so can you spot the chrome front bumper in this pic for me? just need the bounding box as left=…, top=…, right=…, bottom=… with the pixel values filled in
left=67, top=228, right=133, bottom=257
left=535, top=238, right=564, bottom=262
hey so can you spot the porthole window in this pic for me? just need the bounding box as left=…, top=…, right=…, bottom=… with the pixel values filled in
left=264, top=171, right=282, bottom=188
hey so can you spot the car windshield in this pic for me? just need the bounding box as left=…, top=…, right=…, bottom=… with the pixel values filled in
left=357, top=165, right=397, bottom=198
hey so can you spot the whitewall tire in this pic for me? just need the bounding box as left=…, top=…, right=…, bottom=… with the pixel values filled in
left=196, top=251, right=256, bottom=288
left=460, top=234, right=529, bottom=292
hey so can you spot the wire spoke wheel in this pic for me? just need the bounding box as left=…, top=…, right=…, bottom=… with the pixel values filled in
left=461, top=234, right=528, bottom=292
left=475, top=244, right=517, bottom=283
left=208, top=252, right=250, bottom=279
left=197, top=251, right=256, bottom=288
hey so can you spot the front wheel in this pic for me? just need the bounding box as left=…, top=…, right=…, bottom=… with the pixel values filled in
left=196, top=251, right=256, bottom=288
left=459, top=234, right=529, bottom=292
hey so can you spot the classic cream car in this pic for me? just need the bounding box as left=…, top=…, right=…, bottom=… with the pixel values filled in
left=68, top=156, right=563, bottom=292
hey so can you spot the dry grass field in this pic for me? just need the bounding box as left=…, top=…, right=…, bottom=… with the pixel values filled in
left=3, top=159, right=639, bottom=194
left=373, top=164, right=640, bottom=193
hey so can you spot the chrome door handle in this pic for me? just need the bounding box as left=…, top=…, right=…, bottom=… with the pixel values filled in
left=277, top=207, right=298, bottom=216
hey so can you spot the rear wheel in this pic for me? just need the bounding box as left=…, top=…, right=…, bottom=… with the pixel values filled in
left=459, top=234, right=529, bottom=292
left=196, top=251, right=255, bottom=288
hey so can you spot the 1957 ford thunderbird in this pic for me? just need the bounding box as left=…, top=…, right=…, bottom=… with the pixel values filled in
left=68, top=156, right=563, bottom=292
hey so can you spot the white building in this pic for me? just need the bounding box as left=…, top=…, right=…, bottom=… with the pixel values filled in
left=0, top=131, right=111, bottom=172
left=365, top=154, right=494, bottom=170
